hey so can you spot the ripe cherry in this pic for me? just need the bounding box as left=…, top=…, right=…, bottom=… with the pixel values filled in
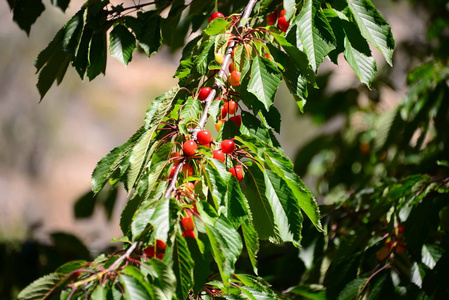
left=156, top=253, right=165, bottom=260
left=198, top=87, right=212, bottom=101
left=229, top=70, right=241, bottom=87
left=156, top=239, right=166, bottom=250
left=182, top=230, right=196, bottom=239
left=221, top=106, right=228, bottom=119
left=184, top=182, right=195, bottom=192
left=171, top=151, right=182, bottom=166
left=264, top=53, right=271, bottom=60
left=169, top=165, right=177, bottom=178
left=279, top=9, right=286, bottom=17
left=278, top=16, right=289, bottom=32
left=183, top=140, right=197, bottom=156
left=143, top=246, right=156, bottom=257
left=267, top=11, right=277, bottom=25
left=182, top=163, right=194, bottom=177
left=209, top=12, right=224, bottom=23
left=229, top=115, right=242, bottom=127
left=213, top=149, right=225, bottom=162
left=197, top=130, right=212, bottom=145
left=181, top=216, right=195, bottom=231
left=225, top=100, right=238, bottom=115
left=228, top=62, right=235, bottom=73
left=221, top=139, right=235, bottom=154
left=215, top=120, right=225, bottom=132
left=229, top=165, right=244, bottom=182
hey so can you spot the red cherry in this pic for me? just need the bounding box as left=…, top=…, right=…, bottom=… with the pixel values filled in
left=229, top=115, right=242, bottom=127
left=192, top=202, right=199, bottom=214
left=221, top=105, right=228, bottom=119
left=229, top=70, right=241, bottom=87
left=169, top=165, right=177, bottom=178
left=221, top=139, right=235, bottom=154
left=198, top=87, right=212, bottom=101
left=215, top=120, right=225, bottom=132
left=171, top=151, right=182, bottom=166
left=264, top=53, right=271, bottom=60
left=184, top=182, right=195, bottom=192
left=229, top=165, right=244, bottom=182
left=182, top=230, right=196, bottom=239
left=278, top=16, right=289, bottom=32
left=209, top=12, right=224, bottom=23
left=197, top=130, right=212, bottom=145
left=156, top=253, right=165, bottom=260
left=267, top=11, right=277, bottom=25
left=183, top=140, right=197, bottom=156
left=156, top=239, right=166, bottom=250
left=279, top=9, right=286, bottom=17
left=228, top=62, right=235, bottom=73
left=225, top=100, right=238, bottom=115
left=213, top=149, right=225, bottom=162
left=181, top=216, right=195, bottom=231
left=143, top=246, right=156, bottom=257
left=182, top=163, right=194, bottom=177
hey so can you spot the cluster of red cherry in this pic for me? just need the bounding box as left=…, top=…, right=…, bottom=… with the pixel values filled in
left=267, top=9, right=290, bottom=32
left=143, top=239, right=166, bottom=260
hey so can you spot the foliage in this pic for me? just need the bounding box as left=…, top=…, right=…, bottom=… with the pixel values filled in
left=7, top=0, right=449, bottom=299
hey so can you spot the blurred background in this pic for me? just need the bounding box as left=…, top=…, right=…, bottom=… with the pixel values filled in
left=1, top=0, right=445, bottom=298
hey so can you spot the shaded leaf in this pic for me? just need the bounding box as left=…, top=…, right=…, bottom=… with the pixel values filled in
left=109, top=24, right=137, bottom=65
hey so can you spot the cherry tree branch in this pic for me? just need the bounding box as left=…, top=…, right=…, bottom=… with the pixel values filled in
left=165, top=0, right=258, bottom=199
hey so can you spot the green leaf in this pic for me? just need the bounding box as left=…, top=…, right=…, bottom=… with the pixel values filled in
left=264, top=169, right=303, bottom=245
left=225, top=177, right=249, bottom=228
left=146, top=259, right=177, bottom=300
left=120, top=266, right=155, bottom=300
left=242, top=220, right=260, bottom=275
left=207, top=217, right=243, bottom=288
left=243, top=165, right=279, bottom=242
left=126, top=11, right=162, bottom=57
left=205, top=18, right=230, bottom=35
left=91, top=285, right=109, bottom=300
left=336, top=277, right=367, bottom=300
left=173, top=232, right=194, bottom=300
left=126, top=127, right=157, bottom=191
left=91, top=127, right=145, bottom=193
left=180, top=97, right=201, bottom=124
left=342, top=20, right=377, bottom=86
left=145, top=86, right=179, bottom=129
left=247, top=56, right=282, bottom=111
left=195, top=36, right=215, bottom=75
left=10, top=0, right=45, bottom=35
left=87, top=29, right=107, bottom=80
left=74, top=190, right=96, bottom=219
left=294, top=0, right=336, bottom=71
left=149, top=199, right=171, bottom=242
left=17, top=272, right=65, bottom=300
left=73, top=25, right=93, bottom=79
left=272, top=32, right=315, bottom=83
left=283, top=0, right=296, bottom=21
left=62, top=10, right=85, bottom=57
left=346, top=0, right=395, bottom=66
left=265, top=153, right=323, bottom=232
left=109, top=24, right=137, bottom=66
left=204, top=162, right=228, bottom=208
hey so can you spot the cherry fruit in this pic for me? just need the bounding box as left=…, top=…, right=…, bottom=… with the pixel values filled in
left=183, top=140, right=197, bottom=156
left=181, top=216, right=195, bottom=231
left=229, top=70, right=241, bottom=86
left=213, top=149, right=225, bottom=162
left=156, top=239, right=166, bottom=250
left=198, top=87, right=212, bottom=101
left=278, top=16, right=289, bottom=32
left=182, top=163, right=194, bottom=177
left=209, top=12, right=224, bottom=23
left=215, top=120, right=225, bottom=132
left=225, top=100, right=238, bottom=115
left=221, top=139, right=235, bottom=154
left=229, top=165, right=244, bottom=182
left=197, top=130, right=212, bottom=145
left=182, top=230, right=196, bottom=238
left=267, top=11, right=277, bottom=25
left=229, top=115, right=242, bottom=127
